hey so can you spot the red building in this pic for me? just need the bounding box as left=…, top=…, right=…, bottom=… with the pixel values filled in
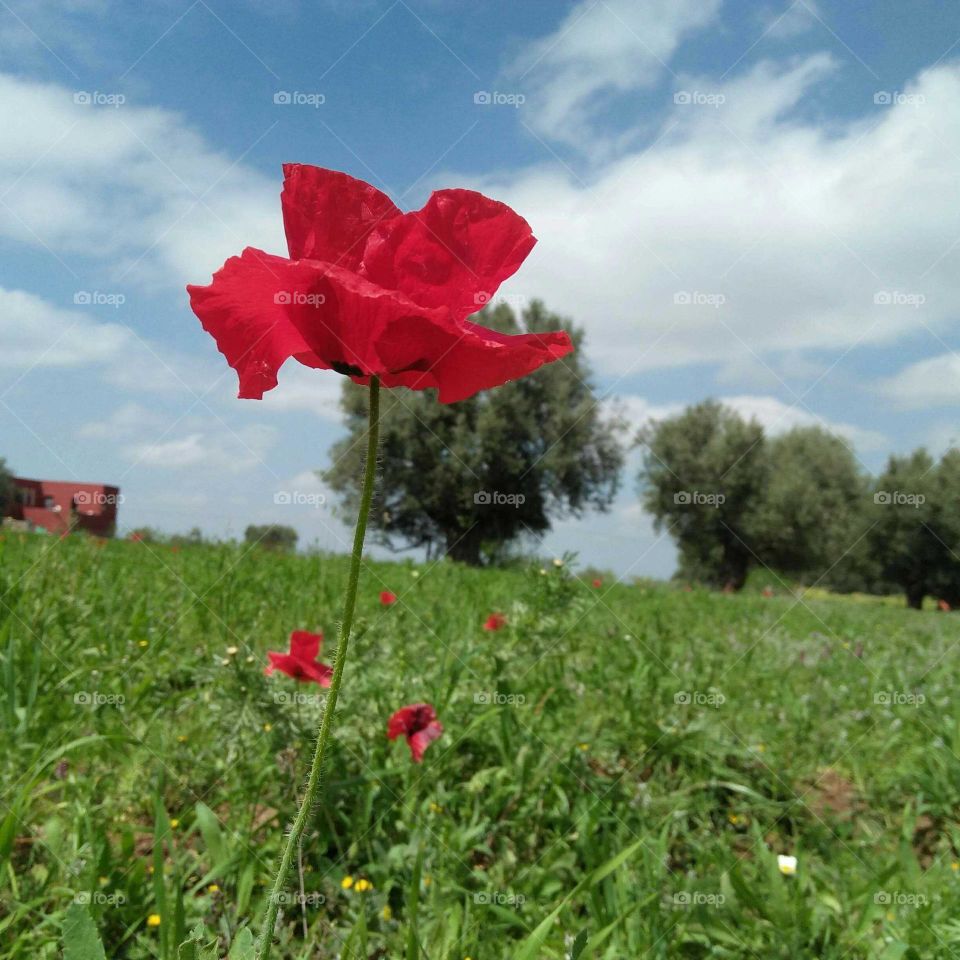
left=5, top=478, right=121, bottom=537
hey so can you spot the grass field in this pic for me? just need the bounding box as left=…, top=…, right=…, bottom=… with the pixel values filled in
left=3, top=532, right=960, bottom=959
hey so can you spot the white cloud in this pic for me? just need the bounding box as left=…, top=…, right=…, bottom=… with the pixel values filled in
left=759, top=0, right=823, bottom=39
left=257, top=363, right=346, bottom=421
left=477, top=58, right=960, bottom=379
left=0, top=72, right=283, bottom=289
left=720, top=394, right=886, bottom=450
left=880, top=353, right=960, bottom=408
left=124, top=424, right=277, bottom=473
left=511, top=0, right=721, bottom=149
left=0, top=283, right=212, bottom=397
left=76, top=402, right=166, bottom=439
left=0, top=285, right=131, bottom=369
left=616, top=391, right=887, bottom=451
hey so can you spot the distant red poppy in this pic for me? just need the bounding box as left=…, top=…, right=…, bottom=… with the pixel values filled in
left=380, top=591, right=398, bottom=606
left=483, top=612, right=506, bottom=631
left=187, top=164, right=573, bottom=404
left=938, top=599, right=951, bottom=612
left=591, top=578, right=602, bottom=589
left=387, top=703, right=443, bottom=763
left=761, top=586, right=774, bottom=598
left=264, top=630, right=332, bottom=686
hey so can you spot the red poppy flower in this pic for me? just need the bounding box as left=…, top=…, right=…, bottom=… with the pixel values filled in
left=380, top=591, right=397, bottom=606
left=264, top=630, right=332, bottom=686
left=591, top=578, right=602, bottom=589
left=387, top=703, right=443, bottom=763
left=938, top=599, right=951, bottom=612
left=186, top=164, right=573, bottom=404
left=482, top=612, right=506, bottom=631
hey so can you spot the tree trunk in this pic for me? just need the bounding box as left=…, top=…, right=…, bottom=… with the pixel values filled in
left=905, top=582, right=925, bottom=610
left=445, top=527, right=483, bottom=566
left=719, top=548, right=749, bottom=592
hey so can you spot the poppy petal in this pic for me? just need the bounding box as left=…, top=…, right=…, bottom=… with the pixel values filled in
left=289, top=630, right=322, bottom=661
left=281, top=163, right=401, bottom=266
left=408, top=720, right=443, bottom=763
left=188, top=247, right=458, bottom=399
left=369, top=314, right=573, bottom=404
left=187, top=247, right=328, bottom=399
left=362, top=188, right=536, bottom=320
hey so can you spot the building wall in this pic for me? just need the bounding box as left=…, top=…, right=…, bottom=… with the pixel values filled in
left=6, top=478, right=120, bottom=536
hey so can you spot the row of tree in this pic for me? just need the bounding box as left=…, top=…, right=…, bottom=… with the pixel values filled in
left=640, top=401, right=960, bottom=608
left=326, top=301, right=958, bottom=609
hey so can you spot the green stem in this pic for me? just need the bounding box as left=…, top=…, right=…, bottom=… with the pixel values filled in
left=256, top=376, right=381, bottom=960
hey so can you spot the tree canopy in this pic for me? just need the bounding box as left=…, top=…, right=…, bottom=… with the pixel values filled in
left=637, top=400, right=767, bottom=590
left=325, top=300, right=623, bottom=565
left=0, top=458, right=14, bottom=516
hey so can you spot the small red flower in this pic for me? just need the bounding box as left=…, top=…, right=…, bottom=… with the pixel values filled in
left=387, top=703, right=443, bottom=763
left=483, top=612, right=506, bottom=631
left=761, top=586, right=774, bottom=598
left=264, top=630, right=332, bottom=686
left=380, top=591, right=397, bottom=606
left=938, top=599, right=951, bottom=612
left=187, top=164, right=573, bottom=404
left=591, top=578, right=602, bottom=589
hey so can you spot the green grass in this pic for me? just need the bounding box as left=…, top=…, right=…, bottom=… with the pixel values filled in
left=2, top=531, right=960, bottom=958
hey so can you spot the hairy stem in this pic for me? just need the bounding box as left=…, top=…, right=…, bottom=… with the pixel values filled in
left=256, top=376, right=380, bottom=959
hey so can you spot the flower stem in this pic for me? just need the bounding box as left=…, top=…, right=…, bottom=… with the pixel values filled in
left=256, top=376, right=380, bottom=960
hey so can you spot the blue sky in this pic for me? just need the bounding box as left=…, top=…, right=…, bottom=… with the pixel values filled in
left=1, top=0, right=958, bottom=577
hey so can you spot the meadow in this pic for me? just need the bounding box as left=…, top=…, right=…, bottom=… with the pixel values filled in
left=2, top=532, right=959, bottom=959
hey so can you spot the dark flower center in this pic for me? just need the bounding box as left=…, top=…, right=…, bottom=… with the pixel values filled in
left=330, top=360, right=364, bottom=377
